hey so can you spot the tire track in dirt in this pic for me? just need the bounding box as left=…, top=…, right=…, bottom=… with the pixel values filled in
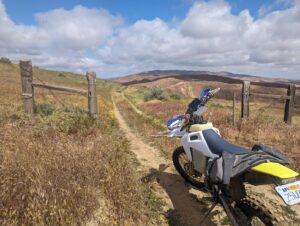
left=112, top=94, right=217, bottom=226
left=121, top=93, right=143, bottom=115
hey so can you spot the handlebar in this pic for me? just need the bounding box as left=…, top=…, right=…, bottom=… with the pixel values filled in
left=200, top=87, right=220, bottom=105
left=209, top=88, right=220, bottom=96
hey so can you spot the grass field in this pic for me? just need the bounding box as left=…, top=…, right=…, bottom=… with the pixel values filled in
left=1, top=61, right=299, bottom=225
left=0, top=62, right=163, bottom=225
left=122, top=86, right=300, bottom=171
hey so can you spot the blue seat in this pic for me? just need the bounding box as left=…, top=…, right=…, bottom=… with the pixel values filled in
left=202, top=129, right=250, bottom=156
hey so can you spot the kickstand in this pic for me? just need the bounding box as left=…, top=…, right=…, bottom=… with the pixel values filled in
left=199, top=198, right=218, bottom=226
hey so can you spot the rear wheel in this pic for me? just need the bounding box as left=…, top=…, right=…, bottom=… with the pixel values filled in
left=172, top=146, right=205, bottom=188
left=236, top=195, right=282, bottom=226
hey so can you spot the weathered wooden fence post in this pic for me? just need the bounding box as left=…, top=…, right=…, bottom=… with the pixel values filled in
left=241, top=81, right=250, bottom=119
left=284, top=84, right=296, bottom=124
left=233, top=92, right=236, bottom=126
left=86, top=72, right=97, bottom=117
left=20, top=60, right=34, bottom=114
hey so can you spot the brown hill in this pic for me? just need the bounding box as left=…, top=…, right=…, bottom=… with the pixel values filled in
left=114, top=70, right=300, bottom=88
left=113, top=70, right=300, bottom=103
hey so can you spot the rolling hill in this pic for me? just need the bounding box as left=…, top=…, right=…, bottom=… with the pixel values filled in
left=113, top=70, right=300, bottom=105
left=114, top=70, right=300, bottom=88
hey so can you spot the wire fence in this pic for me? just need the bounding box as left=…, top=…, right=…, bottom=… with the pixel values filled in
left=34, top=75, right=68, bottom=107
left=0, top=72, right=88, bottom=111
left=19, top=61, right=97, bottom=116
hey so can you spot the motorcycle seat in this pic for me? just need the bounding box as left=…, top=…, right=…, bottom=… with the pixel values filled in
left=189, top=123, right=213, bottom=132
left=202, top=129, right=250, bottom=155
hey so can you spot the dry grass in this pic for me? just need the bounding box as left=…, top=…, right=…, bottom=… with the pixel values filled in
left=212, top=107, right=300, bottom=172
left=0, top=112, right=143, bottom=225
left=0, top=62, right=152, bottom=225
left=122, top=86, right=300, bottom=172
left=1, top=60, right=299, bottom=225
left=141, top=100, right=185, bottom=123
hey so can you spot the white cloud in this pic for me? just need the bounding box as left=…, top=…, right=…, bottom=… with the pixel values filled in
left=0, top=1, right=45, bottom=51
left=245, top=1, right=300, bottom=67
left=0, top=0, right=300, bottom=79
left=35, top=5, right=122, bottom=50
left=97, top=0, right=253, bottom=75
left=258, top=0, right=293, bottom=17
left=0, top=0, right=122, bottom=72
left=97, top=0, right=300, bottom=78
left=180, top=0, right=252, bottom=39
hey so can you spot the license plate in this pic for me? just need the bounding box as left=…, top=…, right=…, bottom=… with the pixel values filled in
left=275, top=181, right=300, bottom=205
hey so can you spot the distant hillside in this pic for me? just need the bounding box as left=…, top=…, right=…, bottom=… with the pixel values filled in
left=114, top=70, right=300, bottom=89
left=113, top=70, right=300, bottom=105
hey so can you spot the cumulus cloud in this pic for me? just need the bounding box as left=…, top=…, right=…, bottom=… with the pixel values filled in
left=245, top=1, right=300, bottom=68
left=0, top=0, right=300, bottom=79
left=258, top=0, right=293, bottom=17
left=0, top=1, right=45, bottom=51
left=180, top=0, right=252, bottom=39
left=35, top=6, right=122, bottom=50
left=0, top=0, right=122, bottom=72
left=98, top=0, right=300, bottom=78
left=97, top=0, right=253, bottom=74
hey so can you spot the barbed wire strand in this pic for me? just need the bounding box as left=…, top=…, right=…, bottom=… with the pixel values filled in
left=34, top=75, right=67, bottom=107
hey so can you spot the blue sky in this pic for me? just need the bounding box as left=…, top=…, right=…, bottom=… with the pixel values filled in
left=0, top=0, right=299, bottom=79
left=3, top=0, right=287, bottom=24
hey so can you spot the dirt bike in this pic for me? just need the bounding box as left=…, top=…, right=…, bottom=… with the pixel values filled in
left=166, top=88, right=299, bottom=226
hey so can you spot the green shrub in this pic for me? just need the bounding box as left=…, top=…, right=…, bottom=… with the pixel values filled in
left=35, top=103, right=56, bottom=116
left=51, top=106, right=96, bottom=134
left=170, top=93, right=181, bottom=100
left=0, top=57, right=12, bottom=64
left=144, top=87, right=169, bottom=101
left=36, top=105, right=96, bottom=135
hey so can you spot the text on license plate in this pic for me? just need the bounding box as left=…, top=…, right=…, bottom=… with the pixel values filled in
left=275, top=181, right=300, bottom=205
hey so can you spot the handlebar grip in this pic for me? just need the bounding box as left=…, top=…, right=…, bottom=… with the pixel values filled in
left=210, top=88, right=220, bottom=96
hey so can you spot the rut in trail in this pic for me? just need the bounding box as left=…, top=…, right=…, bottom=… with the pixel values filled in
left=112, top=96, right=220, bottom=226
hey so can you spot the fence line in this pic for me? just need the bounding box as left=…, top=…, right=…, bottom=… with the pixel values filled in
left=33, top=83, right=86, bottom=95
left=33, top=74, right=74, bottom=107
left=232, top=92, right=236, bottom=127
left=19, top=60, right=98, bottom=117
left=241, top=81, right=296, bottom=124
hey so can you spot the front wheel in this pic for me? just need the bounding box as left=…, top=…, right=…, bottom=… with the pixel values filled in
left=172, top=146, right=205, bottom=188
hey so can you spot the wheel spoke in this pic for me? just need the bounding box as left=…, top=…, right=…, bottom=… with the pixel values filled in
left=249, top=216, right=266, bottom=226
left=173, top=147, right=205, bottom=188
left=178, top=154, right=188, bottom=164
left=178, top=153, right=203, bottom=182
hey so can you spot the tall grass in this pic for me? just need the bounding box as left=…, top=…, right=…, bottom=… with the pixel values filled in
left=0, top=62, right=149, bottom=225
left=0, top=103, right=147, bottom=225
left=122, top=87, right=300, bottom=171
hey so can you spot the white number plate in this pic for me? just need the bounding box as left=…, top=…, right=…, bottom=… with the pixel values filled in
left=275, top=181, right=300, bottom=205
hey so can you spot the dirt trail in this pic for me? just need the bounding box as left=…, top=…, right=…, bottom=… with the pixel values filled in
left=121, top=93, right=143, bottom=115
left=112, top=95, right=219, bottom=226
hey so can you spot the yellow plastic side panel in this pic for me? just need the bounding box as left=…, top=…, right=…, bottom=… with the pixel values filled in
left=251, top=162, right=298, bottom=179
left=189, top=123, right=213, bottom=132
